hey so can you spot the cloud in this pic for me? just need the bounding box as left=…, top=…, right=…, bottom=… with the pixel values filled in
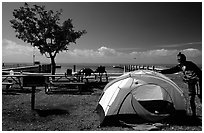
left=64, top=47, right=201, bottom=64
left=67, top=46, right=123, bottom=57
left=130, top=48, right=202, bottom=58
left=3, top=39, right=201, bottom=59
left=68, top=49, right=99, bottom=57
left=98, top=46, right=122, bottom=56
left=64, top=46, right=202, bottom=62
left=181, top=48, right=202, bottom=57
left=2, top=39, right=33, bottom=56
left=2, top=39, right=202, bottom=64
left=158, top=42, right=202, bottom=48
left=129, top=49, right=178, bottom=58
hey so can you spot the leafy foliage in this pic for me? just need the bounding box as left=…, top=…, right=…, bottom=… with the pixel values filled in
left=10, top=3, right=86, bottom=74
left=10, top=2, right=86, bottom=58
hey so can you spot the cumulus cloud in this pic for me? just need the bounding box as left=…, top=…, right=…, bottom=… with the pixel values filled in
left=66, top=46, right=202, bottom=60
left=2, top=39, right=202, bottom=64
left=68, top=49, right=99, bottom=57
left=98, top=46, right=119, bottom=56
left=130, top=49, right=178, bottom=58
left=181, top=48, right=202, bottom=57
left=64, top=47, right=202, bottom=64
left=2, top=39, right=33, bottom=56
left=158, top=42, right=202, bottom=48
left=67, top=46, right=123, bottom=57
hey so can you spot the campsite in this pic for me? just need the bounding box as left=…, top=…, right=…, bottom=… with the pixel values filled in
left=2, top=72, right=202, bottom=131
left=2, top=2, right=202, bottom=131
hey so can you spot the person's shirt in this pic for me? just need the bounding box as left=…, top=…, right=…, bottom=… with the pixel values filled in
left=160, top=61, right=201, bottom=81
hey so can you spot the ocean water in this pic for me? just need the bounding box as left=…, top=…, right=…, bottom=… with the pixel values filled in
left=55, top=63, right=124, bottom=74
left=3, top=62, right=201, bottom=74
left=49, top=63, right=175, bottom=74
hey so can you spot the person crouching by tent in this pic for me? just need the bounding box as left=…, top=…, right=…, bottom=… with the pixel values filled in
left=158, top=52, right=202, bottom=117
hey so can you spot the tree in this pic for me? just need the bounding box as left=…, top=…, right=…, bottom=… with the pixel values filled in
left=10, top=3, right=86, bottom=75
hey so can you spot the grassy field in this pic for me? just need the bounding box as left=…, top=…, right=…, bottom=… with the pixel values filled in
left=2, top=74, right=202, bottom=131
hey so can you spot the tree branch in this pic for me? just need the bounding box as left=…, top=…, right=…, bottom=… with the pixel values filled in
left=44, top=52, right=51, bottom=58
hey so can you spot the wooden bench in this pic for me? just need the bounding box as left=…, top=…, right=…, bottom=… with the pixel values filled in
left=2, top=82, right=14, bottom=92
left=46, top=81, right=85, bottom=93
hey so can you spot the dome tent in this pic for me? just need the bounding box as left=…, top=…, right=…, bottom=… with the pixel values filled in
left=96, top=70, right=186, bottom=126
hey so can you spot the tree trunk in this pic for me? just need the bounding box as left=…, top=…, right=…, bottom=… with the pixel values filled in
left=50, top=57, right=56, bottom=75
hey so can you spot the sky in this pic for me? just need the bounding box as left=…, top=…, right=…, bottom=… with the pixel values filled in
left=2, top=2, right=202, bottom=65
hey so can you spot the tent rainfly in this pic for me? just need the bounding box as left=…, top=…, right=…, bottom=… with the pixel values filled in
left=96, top=70, right=186, bottom=126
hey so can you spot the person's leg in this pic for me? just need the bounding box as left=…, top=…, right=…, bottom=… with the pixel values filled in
left=189, top=95, right=196, bottom=116
left=198, top=80, right=202, bottom=103
left=188, top=82, right=196, bottom=116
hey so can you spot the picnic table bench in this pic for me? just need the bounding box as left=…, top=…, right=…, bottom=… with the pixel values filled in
left=2, top=72, right=115, bottom=110
left=2, top=75, right=24, bottom=89
left=46, top=81, right=85, bottom=93
left=2, top=82, right=14, bottom=92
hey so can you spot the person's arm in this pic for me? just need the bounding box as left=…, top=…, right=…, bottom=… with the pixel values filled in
left=159, top=65, right=181, bottom=74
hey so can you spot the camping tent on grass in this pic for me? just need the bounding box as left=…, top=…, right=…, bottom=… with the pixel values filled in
left=96, top=70, right=186, bottom=126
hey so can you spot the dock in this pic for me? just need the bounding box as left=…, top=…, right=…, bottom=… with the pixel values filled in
left=113, top=64, right=164, bottom=72
left=2, top=64, right=51, bottom=73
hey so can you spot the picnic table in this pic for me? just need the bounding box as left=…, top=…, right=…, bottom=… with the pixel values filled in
left=2, top=81, right=14, bottom=92
left=2, top=71, right=120, bottom=110
left=2, top=75, right=25, bottom=89
left=47, top=81, right=85, bottom=93
left=2, top=73, right=81, bottom=88
left=2, top=73, right=86, bottom=110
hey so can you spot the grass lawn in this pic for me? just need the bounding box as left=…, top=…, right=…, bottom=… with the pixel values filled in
left=2, top=74, right=202, bottom=131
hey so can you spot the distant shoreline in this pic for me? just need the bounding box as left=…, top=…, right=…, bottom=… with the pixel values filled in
left=2, top=62, right=201, bottom=67
left=2, top=62, right=202, bottom=74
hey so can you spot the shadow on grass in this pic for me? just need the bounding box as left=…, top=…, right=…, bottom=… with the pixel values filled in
left=45, top=87, right=94, bottom=95
left=164, top=113, right=202, bottom=126
left=34, top=108, right=70, bottom=117
left=2, top=92, right=20, bottom=95
left=46, top=91, right=93, bottom=95
left=98, top=112, right=202, bottom=128
left=2, top=88, right=42, bottom=95
left=34, top=104, right=74, bottom=117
